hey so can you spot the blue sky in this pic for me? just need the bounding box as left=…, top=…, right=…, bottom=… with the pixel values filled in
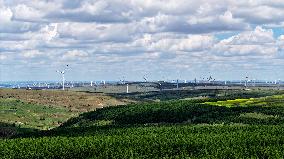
left=0, top=0, right=284, bottom=81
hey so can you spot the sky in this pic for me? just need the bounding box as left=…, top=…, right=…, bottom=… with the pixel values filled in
left=0, top=0, right=284, bottom=81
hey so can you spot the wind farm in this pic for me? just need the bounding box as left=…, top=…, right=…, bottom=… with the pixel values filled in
left=2, top=76, right=283, bottom=92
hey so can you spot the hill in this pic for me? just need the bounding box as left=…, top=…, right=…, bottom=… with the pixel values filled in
left=1, top=90, right=284, bottom=158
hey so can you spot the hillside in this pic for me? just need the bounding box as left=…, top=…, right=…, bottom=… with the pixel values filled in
left=0, top=89, right=133, bottom=136
left=1, top=91, right=284, bottom=158
left=0, top=89, right=132, bottom=112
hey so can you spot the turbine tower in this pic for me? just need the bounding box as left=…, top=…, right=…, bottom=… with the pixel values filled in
left=245, top=76, right=249, bottom=87
left=176, top=79, right=179, bottom=89
left=56, top=65, right=69, bottom=90
left=126, top=83, right=129, bottom=93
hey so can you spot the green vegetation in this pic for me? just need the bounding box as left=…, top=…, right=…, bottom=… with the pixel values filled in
left=111, top=89, right=284, bottom=101
left=1, top=90, right=284, bottom=158
left=205, top=94, right=284, bottom=107
left=0, top=122, right=37, bottom=138
left=3, top=125, right=284, bottom=159
left=0, top=98, right=74, bottom=130
left=60, top=94, right=284, bottom=127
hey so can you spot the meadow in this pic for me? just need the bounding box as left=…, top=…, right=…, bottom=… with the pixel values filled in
left=1, top=89, right=284, bottom=158
left=0, top=98, right=73, bottom=130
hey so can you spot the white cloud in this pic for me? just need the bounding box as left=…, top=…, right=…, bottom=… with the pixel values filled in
left=0, top=54, right=7, bottom=60
left=22, top=50, right=43, bottom=58
left=278, top=34, right=284, bottom=47
left=57, top=22, right=134, bottom=42
left=140, top=34, right=215, bottom=53
left=213, top=26, right=277, bottom=56
left=131, top=0, right=199, bottom=16
left=13, top=4, right=44, bottom=21
left=1, top=0, right=284, bottom=80
left=0, top=6, right=13, bottom=22
left=36, top=23, right=58, bottom=41
left=80, top=1, right=109, bottom=15
left=0, top=40, right=33, bottom=51
left=62, top=50, right=89, bottom=61
left=232, top=4, right=284, bottom=24
left=173, top=35, right=215, bottom=52
left=0, top=5, right=37, bottom=33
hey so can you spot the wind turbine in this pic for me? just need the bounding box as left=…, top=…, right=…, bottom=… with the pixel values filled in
left=143, top=75, right=148, bottom=82
left=120, top=76, right=128, bottom=93
left=245, top=76, right=249, bottom=88
left=120, top=76, right=126, bottom=84
left=56, top=65, right=69, bottom=90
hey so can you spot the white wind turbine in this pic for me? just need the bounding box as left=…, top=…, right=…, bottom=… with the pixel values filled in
left=56, top=65, right=69, bottom=90
left=143, top=75, right=148, bottom=82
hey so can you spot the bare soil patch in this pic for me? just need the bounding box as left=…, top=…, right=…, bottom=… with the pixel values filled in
left=0, top=89, right=133, bottom=113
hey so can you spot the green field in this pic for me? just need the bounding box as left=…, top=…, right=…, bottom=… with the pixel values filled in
left=0, top=98, right=74, bottom=130
left=1, top=90, right=284, bottom=158
left=3, top=125, right=284, bottom=159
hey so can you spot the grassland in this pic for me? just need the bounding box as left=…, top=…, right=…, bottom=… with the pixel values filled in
left=0, top=98, right=73, bottom=130
left=1, top=89, right=284, bottom=158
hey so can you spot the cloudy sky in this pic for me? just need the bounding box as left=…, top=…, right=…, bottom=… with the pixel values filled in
left=0, top=0, right=284, bottom=81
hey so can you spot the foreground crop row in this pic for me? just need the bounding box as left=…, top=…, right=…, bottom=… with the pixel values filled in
left=2, top=125, right=284, bottom=159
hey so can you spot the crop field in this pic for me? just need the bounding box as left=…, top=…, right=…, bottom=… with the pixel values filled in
left=1, top=89, right=284, bottom=158
left=205, top=94, right=284, bottom=107
left=3, top=125, right=284, bottom=159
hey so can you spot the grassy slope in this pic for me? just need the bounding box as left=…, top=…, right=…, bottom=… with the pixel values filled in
left=0, top=89, right=133, bottom=136
left=0, top=98, right=73, bottom=130
left=59, top=94, right=284, bottom=128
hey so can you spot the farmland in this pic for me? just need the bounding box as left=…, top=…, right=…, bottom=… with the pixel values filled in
left=1, top=88, right=284, bottom=158
left=3, top=125, right=284, bottom=158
